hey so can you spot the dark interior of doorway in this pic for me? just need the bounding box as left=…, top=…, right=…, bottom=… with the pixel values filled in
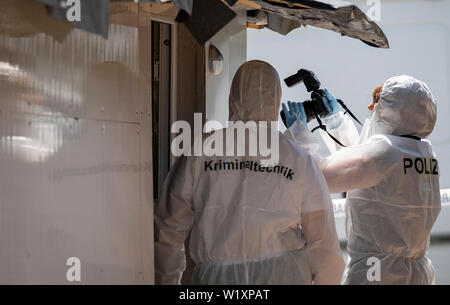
left=152, top=21, right=172, bottom=201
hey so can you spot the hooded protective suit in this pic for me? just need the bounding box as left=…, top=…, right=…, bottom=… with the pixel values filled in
left=155, top=60, right=345, bottom=285
left=286, top=75, right=441, bottom=284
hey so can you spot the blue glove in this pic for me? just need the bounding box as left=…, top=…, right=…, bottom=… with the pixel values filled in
left=282, top=101, right=307, bottom=128
left=323, top=88, right=340, bottom=116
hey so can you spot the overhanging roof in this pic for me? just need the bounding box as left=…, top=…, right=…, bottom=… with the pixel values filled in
left=35, top=0, right=389, bottom=48
left=247, top=0, right=389, bottom=48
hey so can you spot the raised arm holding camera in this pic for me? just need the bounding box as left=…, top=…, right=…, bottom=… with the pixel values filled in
left=283, top=72, right=441, bottom=285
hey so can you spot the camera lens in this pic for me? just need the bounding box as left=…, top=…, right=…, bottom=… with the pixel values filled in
left=311, top=92, right=331, bottom=118
left=302, top=101, right=316, bottom=122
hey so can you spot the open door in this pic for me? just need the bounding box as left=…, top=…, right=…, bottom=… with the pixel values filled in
left=152, top=21, right=173, bottom=201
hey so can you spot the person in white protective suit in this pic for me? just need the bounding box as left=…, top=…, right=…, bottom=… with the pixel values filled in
left=154, top=60, right=345, bottom=285
left=284, top=75, right=441, bottom=284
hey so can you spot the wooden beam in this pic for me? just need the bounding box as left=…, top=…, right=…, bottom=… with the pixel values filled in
left=265, top=0, right=311, bottom=9
left=222, top=0, right=262, bottom=10
left=247, top=22, right=264, bottom=29
left=110, top=2, right=139, bottom=27
left=139, top=3, right=179, bottom=17
left=237, top=0, right=262, bottom=9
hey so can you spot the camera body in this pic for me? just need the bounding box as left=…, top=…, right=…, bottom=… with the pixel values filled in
left=284, top=69, right=330, bottom=123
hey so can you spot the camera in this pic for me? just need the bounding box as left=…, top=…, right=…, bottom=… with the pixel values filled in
left=282, top=69, right=331, bottom=124
left=281, top=69, right=361, bottom=147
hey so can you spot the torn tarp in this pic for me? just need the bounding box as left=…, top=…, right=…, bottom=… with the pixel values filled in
left=176, top=0, right=237, bottom=45
left=251, top=0, right=389, bottom=48
left=41, top=0, right=110, bottom=38
left=35, top=0, right=388, bottom=48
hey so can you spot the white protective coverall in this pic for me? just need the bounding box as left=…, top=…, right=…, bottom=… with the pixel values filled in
left=287, top=75, right=441, bottom=284
left=155, top=60, right=345, bottom=285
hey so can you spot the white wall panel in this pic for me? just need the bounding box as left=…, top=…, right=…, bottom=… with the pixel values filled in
left=205, top=15, right=247, bottom=130
left=0, top=0, right=154, bottom=284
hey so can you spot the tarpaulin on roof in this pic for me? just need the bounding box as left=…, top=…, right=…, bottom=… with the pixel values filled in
left=248, top=0, right=389, bottom=48
left=35, top=0, right=388, bottom=48
left=40, top=0, right=110, bottom=38
left=176, top=0, right=237, bottom=45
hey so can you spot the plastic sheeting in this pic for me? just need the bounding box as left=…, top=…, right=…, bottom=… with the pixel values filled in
left=251, top=0, right=389, bottom=48
left=176, top=0, right=237, bottom=45
left=31, top=0, right=388, bottom=48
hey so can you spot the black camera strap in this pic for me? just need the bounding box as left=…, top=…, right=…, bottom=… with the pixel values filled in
left=337, top=99, right=363, bottom=126
left=400, top=135, right=421, bottom=141
left=311, top=111, right=347, bottom=148
left=309, top=98, right=362, bottom=148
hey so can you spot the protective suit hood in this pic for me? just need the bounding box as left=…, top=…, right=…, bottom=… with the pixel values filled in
left=229, top=60, right=282, bottom=122
left=370, top=75, right=437, bottom=139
